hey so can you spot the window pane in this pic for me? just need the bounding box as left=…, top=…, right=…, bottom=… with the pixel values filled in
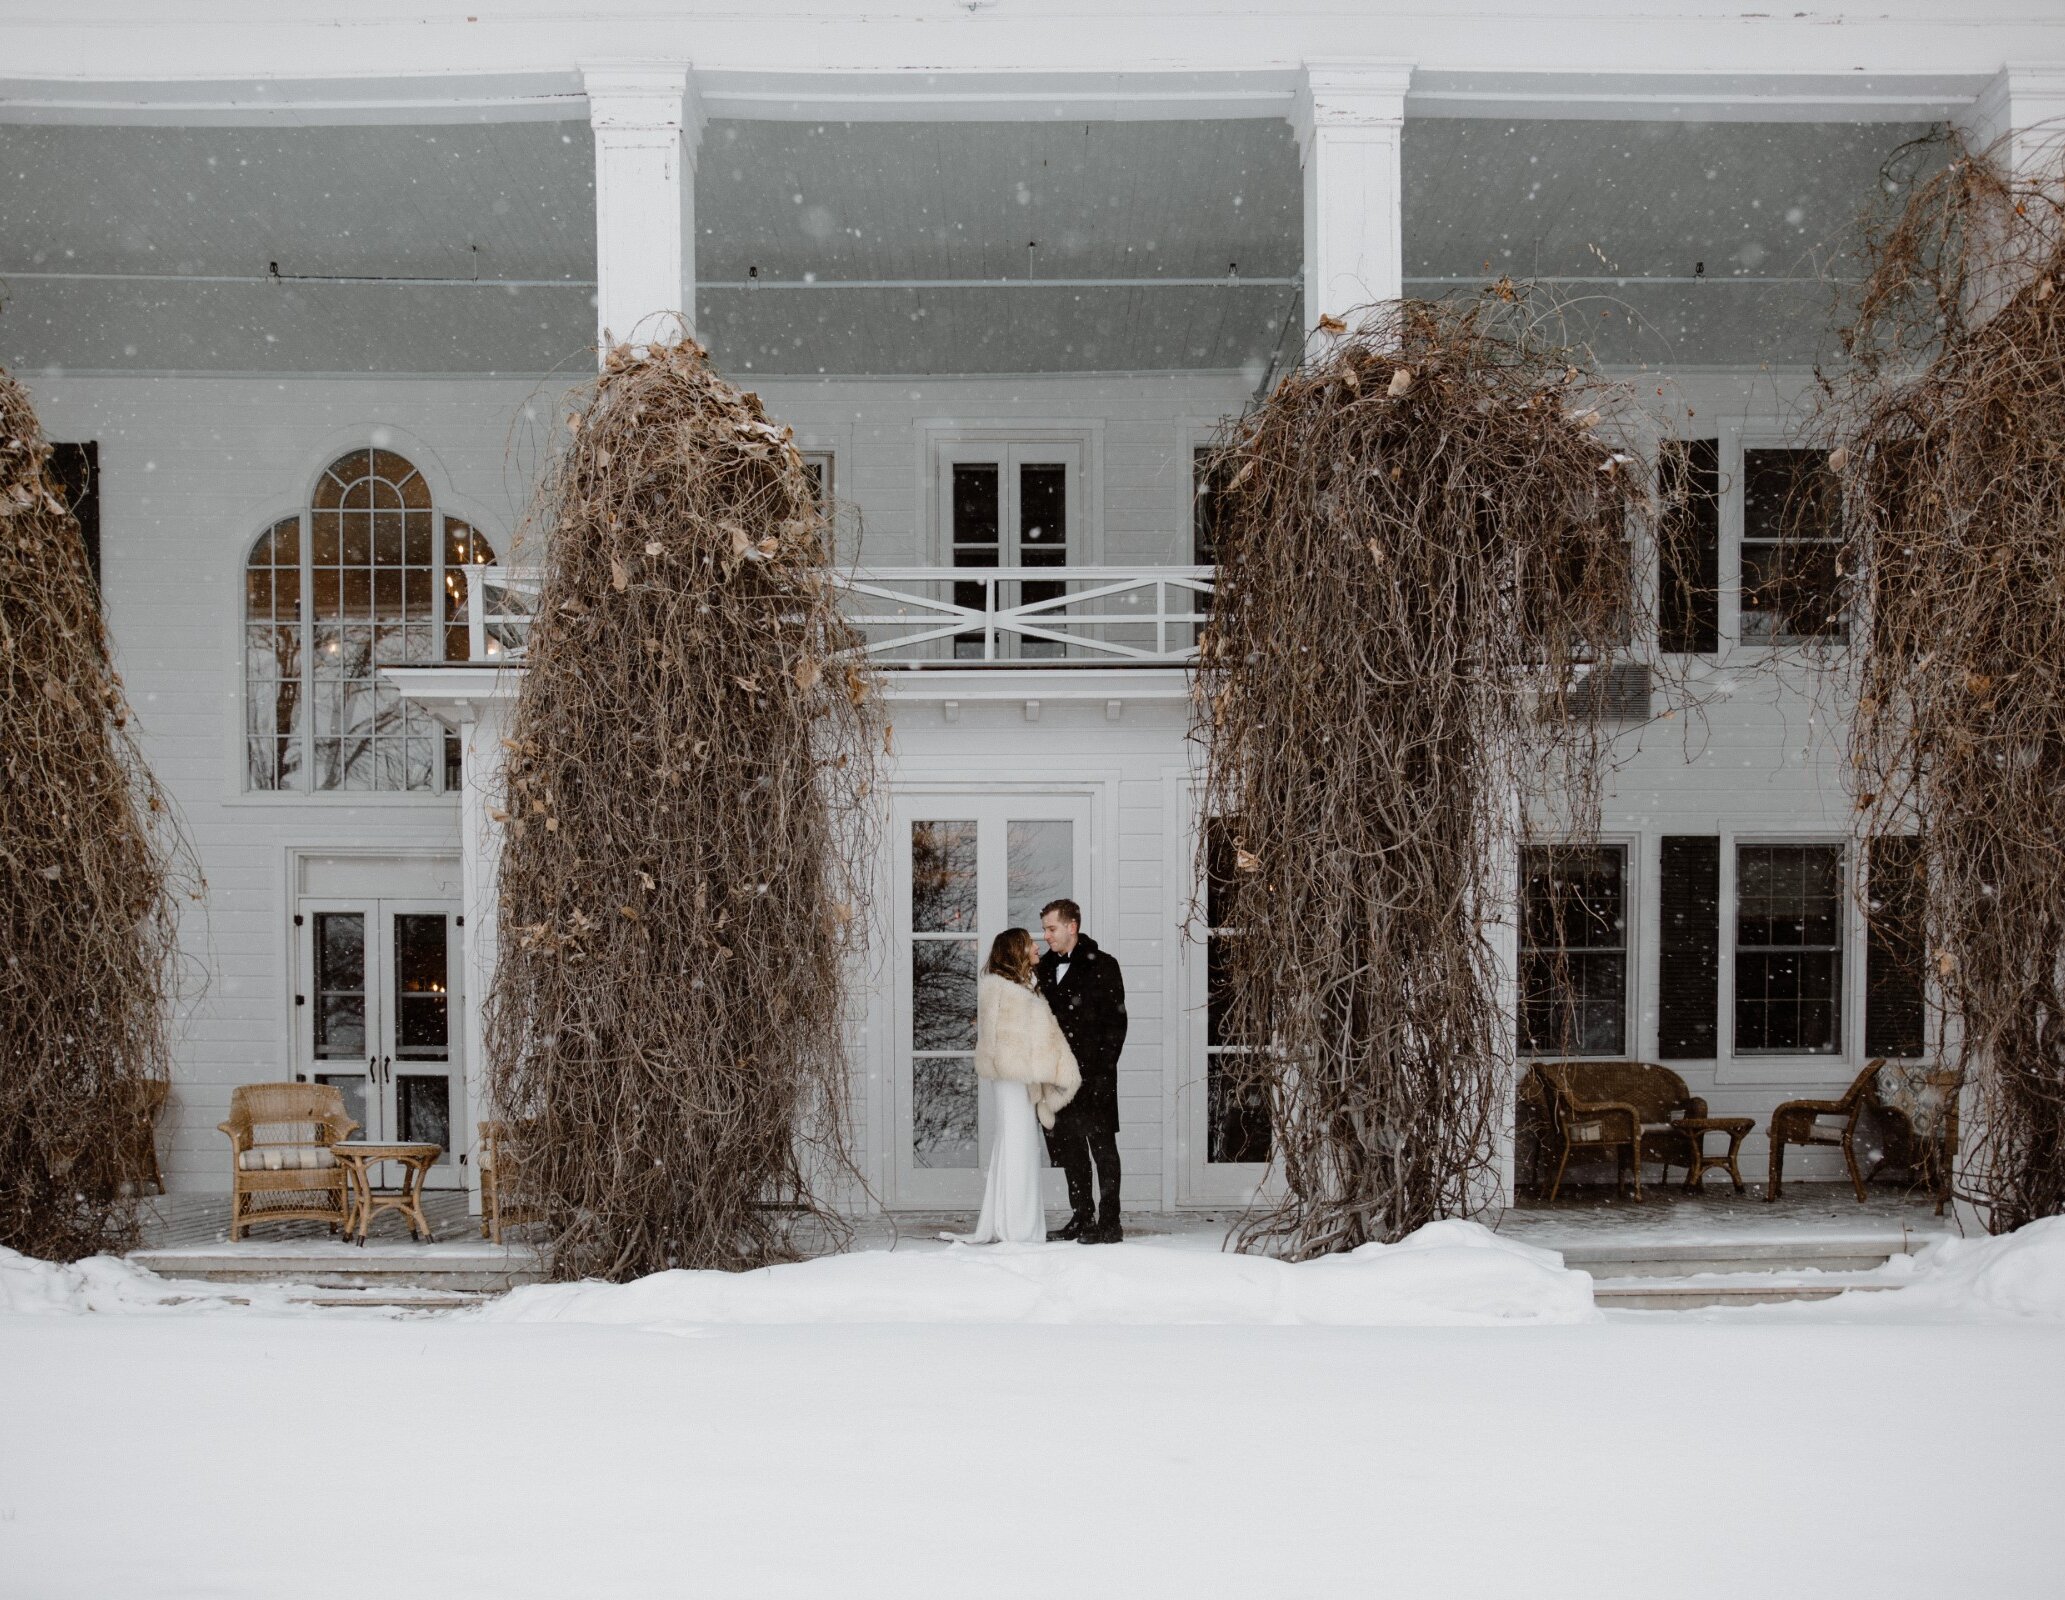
left=1208, top=1053, right=1270, bottom=1165
left=1019, top=463, right=1066, bottom=553
left=952, top=463, right=999, bottom=546
left=1006, top=820, right=1072, bottom=937
left=315, top=1073, right=369, bottom=1137
left=913, top=1057, right=979, bottom=1169
left=1734, top=845, right=1843, bottom=1053
left=1741, top=448, right=1846, bottom=643
left=1519, top=846, right=1627, bottom=1055
left=397, top=1075, right=451, bottom=1153
left=912, top=939, right=977, bottom=1052
left=313, top=913, right=366, bottom=1059
left=912, top=821, right=977, bottom=932
left=393, top=914, right=449, bottom=1057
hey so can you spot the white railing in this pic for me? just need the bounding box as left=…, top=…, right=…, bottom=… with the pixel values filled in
left=461, top=565, right=1214, bottom=667
left=459, top=566, right=543, bottom=662
left=839, top=566, right=1213, bottom=665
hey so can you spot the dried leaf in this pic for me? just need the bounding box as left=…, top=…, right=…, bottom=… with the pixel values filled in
left=610, top=557, right=628, bottom=592
left=1317, top=312, right=1348, bottom=335
left=1387, top=367, right=1414, bottom=398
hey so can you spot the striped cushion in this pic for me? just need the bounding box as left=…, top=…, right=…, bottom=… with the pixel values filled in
left=238, top=1147, right=338, bottom=1172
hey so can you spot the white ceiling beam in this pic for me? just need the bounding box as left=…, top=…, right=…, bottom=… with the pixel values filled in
left=0, top=65, right=2008, bottom=129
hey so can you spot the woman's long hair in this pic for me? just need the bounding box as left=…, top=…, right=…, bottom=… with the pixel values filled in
left=985, top=927, right=1038, bottom=985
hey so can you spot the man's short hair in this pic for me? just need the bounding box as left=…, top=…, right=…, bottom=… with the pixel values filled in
left=1040, top=897, right=1082, bottom=927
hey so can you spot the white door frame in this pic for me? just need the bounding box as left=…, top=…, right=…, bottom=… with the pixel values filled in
left=885, top=785, right=1095, bottom=1211
left=1169, top=777, right=1279, bottom=1208
left=295, top=895, right=467, bottom=1186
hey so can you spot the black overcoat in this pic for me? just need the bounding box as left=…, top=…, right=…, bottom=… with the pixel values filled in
left=1035, top=933, right=1127, bottom=1134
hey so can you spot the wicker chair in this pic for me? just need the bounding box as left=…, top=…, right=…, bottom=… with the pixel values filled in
left=219, top=1082, right=359, bottom=1240
left=1533, top=1061, right=1706, bottom=1201
left=477, top=1120, right=539, bottom=1243
left=1765, top=1060, right=1884, bottom=1203
left=126, top=1077, right=169, bottom=1196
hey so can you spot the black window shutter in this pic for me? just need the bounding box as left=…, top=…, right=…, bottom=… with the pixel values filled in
left=1657, top=835, right=1720, bottom=1058
left=1865, top=835, right=1927, bottom=1058
left=1658, top=438, right=1719, bottom=653
left=49, top=441, right=101, bottom=595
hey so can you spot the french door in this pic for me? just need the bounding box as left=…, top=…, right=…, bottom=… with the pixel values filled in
left=939, top=440, right=1082, bottom=660
left=892, top=793, right=1092, bottom=1208
left=296, top=898, right=465, bottom=1186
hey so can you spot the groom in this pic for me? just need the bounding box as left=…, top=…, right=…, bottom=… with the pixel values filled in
left=1036, top=899, right=1127, bottom=1244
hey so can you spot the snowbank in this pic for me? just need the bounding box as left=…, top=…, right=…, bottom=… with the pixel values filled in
left=480, top=1217, right=1599, bottom=1328
left=0, top=1246, right=185, bottom=1315
left=0, top=1245, right=301, bottom=1316
left=1889, top=1214, right=2065, bottom=1318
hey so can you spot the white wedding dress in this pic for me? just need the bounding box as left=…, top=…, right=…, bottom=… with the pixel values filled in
left=950, top=1077, right=1048, bottom=1244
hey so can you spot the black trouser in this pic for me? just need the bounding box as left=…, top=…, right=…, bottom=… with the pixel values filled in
left=1046, top=1111, right=1122, bottom=1226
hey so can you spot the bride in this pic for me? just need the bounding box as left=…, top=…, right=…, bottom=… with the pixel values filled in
left=947, top=927, right=1081, bottom=1245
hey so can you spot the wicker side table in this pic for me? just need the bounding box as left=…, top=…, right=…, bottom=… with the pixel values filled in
left=1678, top=1116, right=1755, bottom=1193
left=330, top=1142, right=443, bottom=1244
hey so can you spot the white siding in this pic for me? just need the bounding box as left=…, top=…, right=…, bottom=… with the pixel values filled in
left=27, top=361, right=1870, bottom=1199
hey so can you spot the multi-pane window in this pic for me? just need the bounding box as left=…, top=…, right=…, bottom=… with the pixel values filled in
left=946, top=447, right=1072, bottom=660
left=1741, top=447, right=1847, bottom=644
left=1519, top=846, right=1628, bottom=1056
left=1204, top=818, right=1270, bottom=1164
left=1734, top=843, right=1844, bottom=1054
left=245, top=449, right=495, bottom=793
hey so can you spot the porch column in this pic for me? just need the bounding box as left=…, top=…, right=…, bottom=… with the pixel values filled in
left=1959, top=66, right=2065, bottom=184
left=458, top=702, right=507, bottom=1217
left=1292, top=62, right=1412, bottom=346
left=584, top=64, right=703, bottom=354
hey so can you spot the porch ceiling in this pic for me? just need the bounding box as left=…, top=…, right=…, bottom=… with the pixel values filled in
left=0, top=113, right=1936, bottom=375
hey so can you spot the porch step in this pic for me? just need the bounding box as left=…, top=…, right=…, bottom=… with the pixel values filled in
left=129, top=1241, right=544, bottom=1294
left=1551, top=1231, right=1927, bottom=1281
left=1590, top=1273, right=1905, bottom=1310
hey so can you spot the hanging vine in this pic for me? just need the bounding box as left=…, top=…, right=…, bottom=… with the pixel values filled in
left=1822, top=132, right=2065, bottom=1231
left=1, top=364, right=194, bottom=1262
left=1195, top=298, right=1638, bottom=1258
left=485, top=339, right=880, bottom=1281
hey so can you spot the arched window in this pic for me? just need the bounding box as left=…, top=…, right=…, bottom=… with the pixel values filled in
left=245, top=448, right=496, bottom=793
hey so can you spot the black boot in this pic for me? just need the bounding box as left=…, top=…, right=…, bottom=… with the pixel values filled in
left=1087, top=1213, right=1124, bottom=1244
left=1055, top=1211, right=1093, bottom=1243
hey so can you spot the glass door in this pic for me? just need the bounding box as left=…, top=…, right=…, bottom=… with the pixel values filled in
left=892, top=794, right=1092, bottom=1208
left=940, top=441, right=1081, bottom=660
left=297, top=898, right=464, bottom=1185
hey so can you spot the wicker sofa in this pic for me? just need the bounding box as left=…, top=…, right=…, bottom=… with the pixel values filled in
left=219, top=1082, right=359, bottom=1240
left=1529, top=1061, right=1706, bottom=1201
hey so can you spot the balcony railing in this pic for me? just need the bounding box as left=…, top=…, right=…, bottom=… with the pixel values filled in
left=460, top=565, right=1214, bottom=668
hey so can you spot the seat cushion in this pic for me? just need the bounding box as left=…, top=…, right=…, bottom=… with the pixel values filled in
left=238, top=1147, right=338, bottom=1172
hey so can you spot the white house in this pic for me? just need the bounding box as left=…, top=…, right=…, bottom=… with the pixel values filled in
left=6, top=1, right=2063, bottom=1217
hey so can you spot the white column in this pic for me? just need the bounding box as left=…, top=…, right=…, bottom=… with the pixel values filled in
left=1292, top=62, right=1411, bottom=346
left=584, top=64, right=703, bottom=355
left=458, top=701, right=506, bottom=1217
left=1959, top=66, right=2065, bottom=184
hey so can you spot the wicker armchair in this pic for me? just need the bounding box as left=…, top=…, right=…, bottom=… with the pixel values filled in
left=219, top=1082, right=359, bottom=1240
left=477, top=1120, right=539, bottom=1243
left=1765, top=1060, right=1884, bottom=1203
left=125, top=1077, right=169, bottom=1196
left=1533, top=1061, right=1707, bottom=1201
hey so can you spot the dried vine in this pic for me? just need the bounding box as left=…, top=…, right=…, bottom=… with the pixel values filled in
left=1823, top=132, right=2065, bottom=1231
left=1196, top=299, right=1637, bottom=1258
left=485, top=339, right=880, bottom=1281
left=1, top=364, right=192, bottom=1261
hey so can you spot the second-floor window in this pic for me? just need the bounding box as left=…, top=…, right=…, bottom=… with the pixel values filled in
left=941, top=441, right=1079, bottom=661
left=1740, top=447, right=1847, bottom=645
left=245, top=448, right=495, bottom=794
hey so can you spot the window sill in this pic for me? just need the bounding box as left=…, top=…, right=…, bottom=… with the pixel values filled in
left=222, top=790, right=462, bottom=809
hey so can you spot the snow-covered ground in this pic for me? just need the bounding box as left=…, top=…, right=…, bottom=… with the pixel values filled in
left=4, top=1221, right=2063, bottom=1598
